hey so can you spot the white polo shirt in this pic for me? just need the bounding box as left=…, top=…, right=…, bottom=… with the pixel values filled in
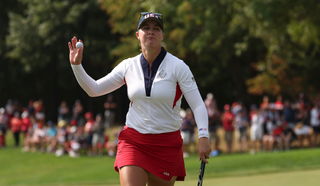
left=107, top=52, right=197, bottom=134
left=71, top=51, right=209, bottom=138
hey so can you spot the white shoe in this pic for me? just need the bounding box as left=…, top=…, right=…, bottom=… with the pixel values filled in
left=69, top=150, right=79, bottom=158
left=108, top=150, right=115, bottom=157
left=21, top=146, right=29, bottom=152
left=183, top=152, right=189, bottom=158
left=55, top=149, right=64, bottom=157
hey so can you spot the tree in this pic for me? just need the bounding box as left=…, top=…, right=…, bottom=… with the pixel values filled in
left=4, top=0, right=320, bottom=118
left=0, top=0, right=26, bottom=106
left=100, top=0, right=266, bottom=108
left=230, top=0, right=320, bottom=100
left=5, top=0, right=122, bottom=121
left=100, top=0, right=320, bottom=107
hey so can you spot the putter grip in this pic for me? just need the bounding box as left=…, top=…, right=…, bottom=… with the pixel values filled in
left=197, top=160, right=206, bottom=186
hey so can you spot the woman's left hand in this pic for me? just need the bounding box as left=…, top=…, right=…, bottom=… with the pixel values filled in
left=198, top=137, right=212, bottom=163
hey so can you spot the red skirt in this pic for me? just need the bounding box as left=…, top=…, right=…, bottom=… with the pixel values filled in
left=114, top=126, right=186, bottom=181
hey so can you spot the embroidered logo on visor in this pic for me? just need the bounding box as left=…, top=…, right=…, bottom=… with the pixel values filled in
left=144, top=13, right=160, bottom=19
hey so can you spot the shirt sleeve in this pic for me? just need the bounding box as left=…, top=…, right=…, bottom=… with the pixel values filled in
left=184, top=89, right=209, bottom=139
left=175, top=61, right=198, bottom=94
left=71, top=64, right=124, bottom=97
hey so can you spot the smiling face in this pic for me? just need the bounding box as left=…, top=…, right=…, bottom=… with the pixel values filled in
left=136, top=20, right=164, bottom=50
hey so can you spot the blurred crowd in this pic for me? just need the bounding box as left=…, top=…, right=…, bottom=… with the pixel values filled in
left=0, top=94, right=121, bottom=158
left=180, top=92, right=320, bottom=157
left=1, top=92, right=320, bottom=158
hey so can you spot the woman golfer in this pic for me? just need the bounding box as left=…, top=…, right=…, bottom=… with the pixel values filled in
left=68, top=12, right=211, bottom=186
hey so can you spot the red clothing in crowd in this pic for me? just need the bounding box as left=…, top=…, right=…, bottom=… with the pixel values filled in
left=274, top=101, right=283, bottom=110
left=0, top=136, right=4, bottom=147
left=85, top=119, right=95, bottom=133
left=222, top=111, right=235, bottom=131
left=260, top=102, right=269, bottom=109
left=10, top=117, right=22, bottom=132
left=273, top=126, right=283, bottom=136
left=21, top=117, right=32, bottom=133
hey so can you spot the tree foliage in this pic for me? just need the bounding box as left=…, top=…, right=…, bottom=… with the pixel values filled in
left=100, top=0, right=320, bottom=106
left=1, top=0, right=320, bottom=118
left=236, top=0, right=320, bottom=100
left=4, top=0, right=122, bottom=121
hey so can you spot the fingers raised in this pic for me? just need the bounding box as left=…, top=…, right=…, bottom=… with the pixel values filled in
left=68, top=42, right=72, bottom=51
left=71, top=36, right=78, bottom=49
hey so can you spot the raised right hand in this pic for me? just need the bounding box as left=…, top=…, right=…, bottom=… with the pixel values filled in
left=68, top=36, right=83, bottom=65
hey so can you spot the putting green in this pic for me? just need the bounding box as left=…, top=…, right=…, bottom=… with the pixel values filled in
left=175, top=169, right=320, bottom=186
left=98, top=169, right=320, bottom=186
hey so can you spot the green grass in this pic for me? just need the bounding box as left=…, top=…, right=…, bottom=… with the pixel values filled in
left=183, top=148, right=320, bottom=179
left=0, top=148, right=119, bottom=185
left=1, top=132, right=320, bottom=185
left=177, top=169, right=320, bottom=186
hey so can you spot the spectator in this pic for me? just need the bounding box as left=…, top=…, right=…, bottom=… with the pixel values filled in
left=21, top=116, right=36, bottom=152
left=31, top=119, right=46, bottom=152
left=84, top=112, right=95, bottom=156
left=45, top=121, right=57, bottom=153
left=270, top=123, right=284, bottom=151
left=104, top=94, right=117, bottom=130
left=310, top=103, right=320, bottom=147
left=34, top=99, right=45, bottom=114
left=221, top=104, right=235, bottom=154
left=204, top=93, right=217, bottom=111
left=283, top=100, right=297, bottom=129
left=294, top=122, right=312, bottom=149
left=294, top=104, right=312, bottom=148
left=250, top=105, right=264, bottom=154
left=10, top=112, right=22, bottom=147
left=231, top=102, right=242, bottom=116
left=180, top=109, right=196, bottom=158
left=92, top=113, right=106, bottom=156
left=57, top=100, right=70, bottom=122
left=0, top=108, right=7, bottom=147
left=204, top=93, right=221, bottom=157
left=72, top=100, right=84, bottom=126
left=68, top=122, right=83, bottom=158
left=53, top=120, right=68, bottom=157
left=262, top=103, right=280, bottom=151
left=27, top=100, right=35, bottom=117
left=274, top=95, right=284, bottom=112
left=260, top=95, right=270, bottom=110
left=21, top=111, right=32, bottom=135
left=281, top=121, right=297, bottom=150
left=21, top=111, right=32, bottom=149
left=105, top=126, right=122, bottom=157
left=234, top=109, right=249, bottom=153
left=74, top=122, right=86, bottom=149
left=296, top=92, right=311, bottom=111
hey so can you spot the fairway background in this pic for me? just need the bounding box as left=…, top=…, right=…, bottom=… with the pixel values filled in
left=176, top=169, right=320, bottom=186
left=95, top=169, right=320, bottom=186
left=1, top=130, right=320, bottom=185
